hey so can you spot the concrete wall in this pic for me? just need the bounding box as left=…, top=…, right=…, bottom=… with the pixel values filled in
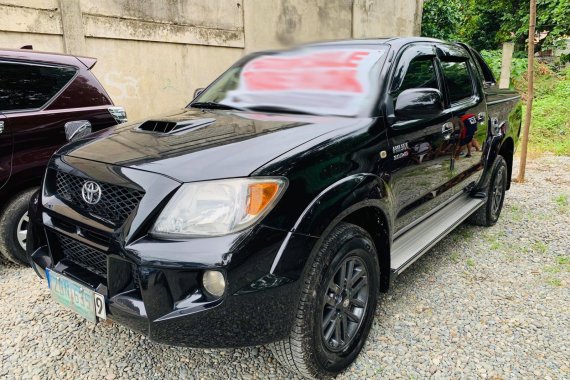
left=0, top=0, right=422, bottom=120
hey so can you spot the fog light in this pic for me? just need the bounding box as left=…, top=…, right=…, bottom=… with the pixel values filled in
left=202, top=270, right=226, bottom=297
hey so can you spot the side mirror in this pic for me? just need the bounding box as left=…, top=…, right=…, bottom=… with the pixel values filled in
left=394, top=88, right=444, bottom=121
left=193, top=88, right=205, bottom=99
left=64, top=120, right=92, bottom=141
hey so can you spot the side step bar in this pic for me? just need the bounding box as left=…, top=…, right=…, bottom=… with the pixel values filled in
left=391, top=194, right=485, bottom=275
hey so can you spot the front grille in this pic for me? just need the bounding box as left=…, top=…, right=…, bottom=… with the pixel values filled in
left=58, top=234, right=107, bottom=278
left=55, top=171, right=144, bottom=225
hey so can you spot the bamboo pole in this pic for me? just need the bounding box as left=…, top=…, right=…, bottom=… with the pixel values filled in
left=516, top=0, right=536, bottom=183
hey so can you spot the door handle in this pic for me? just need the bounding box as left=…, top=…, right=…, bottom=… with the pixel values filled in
left=441, top=122, right=453, bottom=140
left=64, top=120, right=92, bottom=141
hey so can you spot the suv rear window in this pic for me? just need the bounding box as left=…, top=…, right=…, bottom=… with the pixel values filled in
left=440, top=60, right=474, bottom=103
left=0, top=62, right=77, bottom=112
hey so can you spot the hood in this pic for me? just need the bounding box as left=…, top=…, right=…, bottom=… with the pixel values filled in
left=62, top=108, right=365, bottom=182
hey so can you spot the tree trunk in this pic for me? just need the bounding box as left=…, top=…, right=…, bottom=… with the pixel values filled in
left=516, top=0, right=536, bottom=183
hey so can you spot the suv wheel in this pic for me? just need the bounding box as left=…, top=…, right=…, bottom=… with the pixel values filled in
left=0, top=188, right=36, bottom=265
left=469, top=155, right=508, bottom=227
left=270, top=222, right=380, bottom=378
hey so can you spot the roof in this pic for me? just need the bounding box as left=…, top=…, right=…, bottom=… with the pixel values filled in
left=307, top=36, right=444, bottom=48
left=0, top=48, right=97, bottom=69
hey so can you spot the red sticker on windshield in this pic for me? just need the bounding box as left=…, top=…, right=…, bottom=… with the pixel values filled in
left=242, top=51, right=372, bottom=93
left=220, top=48, right=384, bottom=116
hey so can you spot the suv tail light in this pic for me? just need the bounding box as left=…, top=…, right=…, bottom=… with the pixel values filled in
left=108, top=106, right=127, bottom=124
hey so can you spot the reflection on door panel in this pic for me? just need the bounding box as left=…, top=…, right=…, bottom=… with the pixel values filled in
left=440, top=59, right=487, bottom=192
left=388, top=118, right=456, bottom=231
left=387, top=57, right=456, bottom=232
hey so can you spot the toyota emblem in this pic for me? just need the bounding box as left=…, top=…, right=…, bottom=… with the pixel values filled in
left=82, top=181, right=102, bottom=205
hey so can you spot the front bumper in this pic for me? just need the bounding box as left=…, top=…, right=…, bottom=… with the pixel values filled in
left=29, top=224, right=315, bottom=347
left=28, top=155, right=318, bottom=347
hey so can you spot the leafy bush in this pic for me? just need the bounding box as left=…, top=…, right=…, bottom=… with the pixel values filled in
left=527, top=67, right=570, bottom=155
left=481, top=50, right=570, bottom=155
left=480, top=50, right=528, bottom=87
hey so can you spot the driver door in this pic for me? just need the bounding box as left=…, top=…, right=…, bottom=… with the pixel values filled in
left=385, top=44, right=457, bottom=233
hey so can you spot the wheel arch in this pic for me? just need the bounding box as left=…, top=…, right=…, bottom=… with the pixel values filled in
left=271, top=174, right=394, bottom=292
left=499, top=137, right=515, bottom=190
left=342, top=206, right=391, bottom=292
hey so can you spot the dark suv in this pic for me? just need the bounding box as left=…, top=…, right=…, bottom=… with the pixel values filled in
left=0, top=48, right=125, bottom=264
left=27, top=38, right=521, bottom=378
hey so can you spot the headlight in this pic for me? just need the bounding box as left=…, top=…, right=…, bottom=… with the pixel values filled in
left=151, top=178, right=287, bottom=237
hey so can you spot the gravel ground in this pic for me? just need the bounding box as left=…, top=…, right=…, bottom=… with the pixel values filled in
left=1, top=156, right=569, bottom=380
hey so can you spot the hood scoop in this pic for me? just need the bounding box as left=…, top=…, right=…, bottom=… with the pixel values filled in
left=136, top=118, right=215, bottom=135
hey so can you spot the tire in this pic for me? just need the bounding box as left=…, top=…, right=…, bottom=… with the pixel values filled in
left=0, top=188, right=36, bottom=265
left=270, top=222, right=380, bottom=379
left=468, top=155, right=508, bottom=227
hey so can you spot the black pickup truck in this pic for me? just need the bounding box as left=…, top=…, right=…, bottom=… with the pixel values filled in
left=27, top=37, right=521, bottom=378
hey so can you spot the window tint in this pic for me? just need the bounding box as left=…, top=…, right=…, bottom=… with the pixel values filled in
left=440, top=60, right=474, bottom=103
left=395, top=58, right=439, bottom=96
left=0, top=62, right=76, bottom=111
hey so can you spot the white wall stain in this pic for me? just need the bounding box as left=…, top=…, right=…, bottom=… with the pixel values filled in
left=102, top=72, right=140, bottom=100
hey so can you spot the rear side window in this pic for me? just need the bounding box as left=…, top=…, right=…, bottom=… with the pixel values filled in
left=471, top=50, right=496, bottom=84
left=440, top=60, right=474, bottom=103
left=395, top=58, right=439, bottom=96
left=0, top=62, right=77, bottom=112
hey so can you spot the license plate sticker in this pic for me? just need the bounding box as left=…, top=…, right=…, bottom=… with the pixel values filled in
left=46, top=268, right=106, bottom=323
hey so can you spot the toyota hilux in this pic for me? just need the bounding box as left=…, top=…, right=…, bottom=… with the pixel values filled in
left=27, top=38, right=521, bottom=378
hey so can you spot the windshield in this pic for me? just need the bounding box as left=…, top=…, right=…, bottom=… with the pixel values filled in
left=191, top=45, right=388, bottom=117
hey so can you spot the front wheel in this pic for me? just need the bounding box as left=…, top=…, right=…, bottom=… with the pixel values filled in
left=270, top=222, right=380, bottom=379
left=468, top=155, right=508, bottom=227
left=0, top=188, right=36, bottom=265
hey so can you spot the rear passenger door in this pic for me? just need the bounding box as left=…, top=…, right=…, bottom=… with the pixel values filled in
left=0, top=113, right=11, bottom=189
left=436, top=44, right=488, bottom=193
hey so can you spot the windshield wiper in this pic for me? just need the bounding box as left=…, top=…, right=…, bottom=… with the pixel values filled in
left=190, top=102, right=245, bottom=111
left=245, top=105, right=317, bottom=116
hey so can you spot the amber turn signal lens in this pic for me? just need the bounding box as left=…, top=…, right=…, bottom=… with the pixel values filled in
left=247, top=182, right=280, bottom=216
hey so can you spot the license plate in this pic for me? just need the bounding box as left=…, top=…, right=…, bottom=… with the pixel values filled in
left=46, top=268, right=106, bottom=323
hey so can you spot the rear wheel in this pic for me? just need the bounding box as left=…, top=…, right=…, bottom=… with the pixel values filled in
left=469, top=156, right=508, bottom=227
left=270, top=222, right=380, bottom=378
left=0, top=188, right=36, bottom=265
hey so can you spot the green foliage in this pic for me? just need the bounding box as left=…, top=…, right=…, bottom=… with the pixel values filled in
left=421, top=0, right=463, bottom=41
left=479, top=50, right=569, bottom=155
left=422, top=0, right=570, bottom=52
left=527, top=67, right=570, bottom=155
left=480, top=50, right=528, bottom=86
left=554, top=194, right=568, bottom=207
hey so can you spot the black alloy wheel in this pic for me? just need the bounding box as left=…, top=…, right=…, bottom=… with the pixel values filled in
left=270, top=222, right=380, bottom=379
left=490, top=164, right=506, bottom=217
left=321, top=256, right=369, bottom=352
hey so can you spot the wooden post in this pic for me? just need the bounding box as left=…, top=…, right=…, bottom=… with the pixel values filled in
left=516, top=0, right=536, bottom=183
left=499, top=42, right=514, bottom=89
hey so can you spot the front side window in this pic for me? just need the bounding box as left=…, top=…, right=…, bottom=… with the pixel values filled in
left=0, top=62, right=77, bottom=112
left=440, top=60, right=474, bottom=103
left=395, top=58, right=439, bottom=97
